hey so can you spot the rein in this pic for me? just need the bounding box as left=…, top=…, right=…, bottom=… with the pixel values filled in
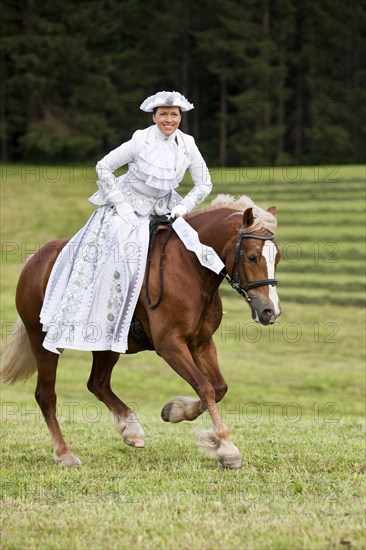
left=146, top=216, right=173, bottom=309
left=221, top=232, right=278, bottom=303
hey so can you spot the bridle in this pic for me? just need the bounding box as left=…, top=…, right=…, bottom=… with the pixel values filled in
left=221, top=231, right=278, bottom=303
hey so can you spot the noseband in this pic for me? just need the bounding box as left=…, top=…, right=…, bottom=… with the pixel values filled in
left=221, top=231, right=278, bottom=303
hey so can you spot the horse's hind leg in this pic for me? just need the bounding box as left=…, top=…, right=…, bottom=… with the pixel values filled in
left=30, top=336, right=82, bottom=466
left=87, top=351, right=145, bottom=448
left=161, top=339, right=228, bottom=423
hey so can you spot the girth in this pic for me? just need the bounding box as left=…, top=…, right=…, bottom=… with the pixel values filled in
left=129, top=318, right=154, bottom=350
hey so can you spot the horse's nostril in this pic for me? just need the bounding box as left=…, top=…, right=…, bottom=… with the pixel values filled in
left=260, top=309, right=276, bottom=326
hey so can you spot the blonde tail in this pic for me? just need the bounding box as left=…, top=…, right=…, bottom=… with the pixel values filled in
left=0, top=317, right=37, bottom=385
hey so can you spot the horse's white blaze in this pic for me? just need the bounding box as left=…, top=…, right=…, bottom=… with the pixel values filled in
left=262, top=240, right=280, bottom=316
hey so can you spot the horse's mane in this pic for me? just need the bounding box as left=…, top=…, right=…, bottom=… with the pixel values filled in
left=189, top=194, right=277, bottom=234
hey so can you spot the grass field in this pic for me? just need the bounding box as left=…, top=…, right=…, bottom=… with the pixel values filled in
left=1, top=163, right=365, bottom=549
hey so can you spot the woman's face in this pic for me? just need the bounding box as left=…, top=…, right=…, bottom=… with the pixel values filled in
left=153, top=107, right=182, bottom=136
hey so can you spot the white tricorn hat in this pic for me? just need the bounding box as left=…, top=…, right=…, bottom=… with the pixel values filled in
left=140, top=91, right=194, bottom=112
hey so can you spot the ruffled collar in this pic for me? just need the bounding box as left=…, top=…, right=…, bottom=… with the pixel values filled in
left=137, top=125, right=179, bottom=191
left=155, top=126, right=178, bottom=143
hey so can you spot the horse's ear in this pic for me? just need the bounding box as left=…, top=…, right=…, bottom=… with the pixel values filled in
left=243, top=207, right=254, bottom=228
left=267, top=206, right=276, bottom=216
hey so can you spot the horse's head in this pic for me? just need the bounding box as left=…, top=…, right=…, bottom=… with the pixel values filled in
left=227, top=204, right=281, bottom=325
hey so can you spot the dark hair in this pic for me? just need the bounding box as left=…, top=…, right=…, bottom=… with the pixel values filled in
left=153, top=107, right=182, bottom=114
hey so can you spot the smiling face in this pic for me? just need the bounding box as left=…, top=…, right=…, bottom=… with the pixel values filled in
left=152, top=106, right=182, bottom=136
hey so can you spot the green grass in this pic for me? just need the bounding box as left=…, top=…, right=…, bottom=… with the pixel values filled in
left=1, top=164, right=365, bottom=549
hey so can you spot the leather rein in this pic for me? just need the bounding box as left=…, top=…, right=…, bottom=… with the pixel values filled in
left=146, top=216, right=174, bottom=309
left=220, top=231, right=278, bottom=303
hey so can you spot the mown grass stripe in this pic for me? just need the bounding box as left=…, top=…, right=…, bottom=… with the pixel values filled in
left=280, top=294, right=364, bottom=307
left=278, top=283, right=363, bottom=295
left=280, top=261, right=364, bottom=272
left=278, top=221, right=364, bottom=226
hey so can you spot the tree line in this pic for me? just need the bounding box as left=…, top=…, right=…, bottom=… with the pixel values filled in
left=1, top=0, right=365, bottom=166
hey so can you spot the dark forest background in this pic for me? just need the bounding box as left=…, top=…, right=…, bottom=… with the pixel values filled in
left=1, top=0, right=365, bottom=166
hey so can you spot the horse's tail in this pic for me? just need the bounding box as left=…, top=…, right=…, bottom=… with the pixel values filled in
left=0, top=317, right=37, bottom=385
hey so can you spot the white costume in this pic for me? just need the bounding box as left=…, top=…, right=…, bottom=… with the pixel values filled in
left=40, top=92, right=212, bottom=354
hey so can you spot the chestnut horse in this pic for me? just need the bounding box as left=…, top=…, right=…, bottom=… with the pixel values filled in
left=1, top=195, right=281, bottom=469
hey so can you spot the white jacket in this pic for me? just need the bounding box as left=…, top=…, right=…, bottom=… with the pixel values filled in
left=90, top=125, right=212, bottom=216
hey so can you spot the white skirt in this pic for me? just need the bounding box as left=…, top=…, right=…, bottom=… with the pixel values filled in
left=40, top=206, right=150, bottom=354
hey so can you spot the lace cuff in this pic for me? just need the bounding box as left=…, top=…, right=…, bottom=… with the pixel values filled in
left=89, top=177, right=126, bottom=207
left=97, top=176, right=118, bottom=194
left=181, top=183, right=212, bottom=211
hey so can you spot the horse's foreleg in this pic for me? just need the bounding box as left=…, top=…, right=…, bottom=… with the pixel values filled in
left=32, top=343, right=81, bottom=466
left=158, top=337, right=241, bottom=469
left=161, top=395, right=203, bottom=422
left=161, top=339, right=228, bottom=423
left=88, top=351, right=145, bottom=448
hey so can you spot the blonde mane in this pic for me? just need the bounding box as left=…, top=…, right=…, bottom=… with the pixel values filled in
left=189, top=194, right=277, bottom=234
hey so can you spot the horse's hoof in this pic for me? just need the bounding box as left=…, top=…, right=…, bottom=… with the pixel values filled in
left=118, top=413, right=145, bottom=448
left=218, top=454, right=242, bottom=470
left=161, top=402, right=174, bottom=422
left=123, top=436, right=145, bottom=448
left=161, top=396, right=199, bottom=422
left=55, top=452, right=82, bottom=467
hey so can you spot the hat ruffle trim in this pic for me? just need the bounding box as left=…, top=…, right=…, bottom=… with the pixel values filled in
left=140, top=91, right=194, bottom=112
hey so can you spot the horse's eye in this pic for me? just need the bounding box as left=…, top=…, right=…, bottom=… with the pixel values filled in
left=247, top=255, right=258, bottom=264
